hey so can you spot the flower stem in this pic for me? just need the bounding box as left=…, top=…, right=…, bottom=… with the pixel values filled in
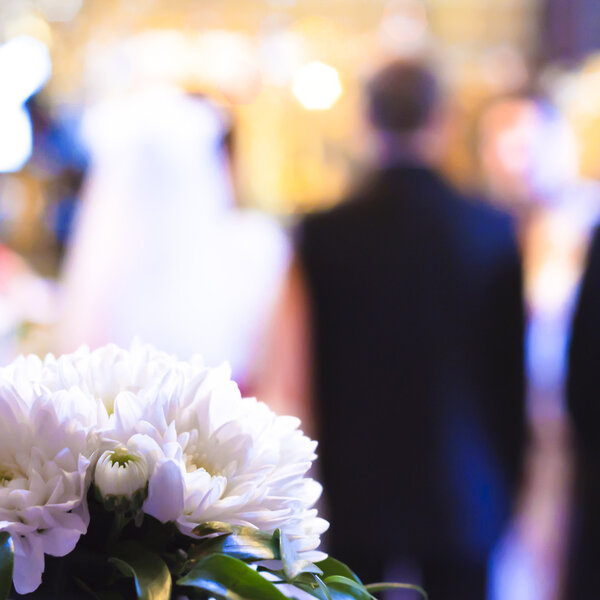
left=108, top=510, right=129, bottom=547
left=365, top=582, right=428, bottom=599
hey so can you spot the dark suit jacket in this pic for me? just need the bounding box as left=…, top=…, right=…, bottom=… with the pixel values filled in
left=297, top=165, right=526, bottom=565
left=567, top=225, right=600, bottom=596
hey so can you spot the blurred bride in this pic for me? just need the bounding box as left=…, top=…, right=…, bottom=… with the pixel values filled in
left=57, top=85, right=290, bottom=385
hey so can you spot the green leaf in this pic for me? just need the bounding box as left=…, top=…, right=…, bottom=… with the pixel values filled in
left=313, top=574, right=333, bottom=600
left=324, top=576, right=376, bottom=600
left=315, top=557, right=362, bottom=584
left=193, top=526, right=280, bottom=562
left=365, top=582, right=428, bottom=599
left=109, top=541, right=171, bottom=600
left=177, top=553, right=289, bottom=600
left=0, top=532, right=13, bottom=600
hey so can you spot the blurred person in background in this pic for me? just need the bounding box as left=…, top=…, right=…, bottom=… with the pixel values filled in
left=479, top=97, right=579, bottom=225
left=56, top=85, right=290, bottom=386
left=254, top=60, right=526, bottom=599
left=478, top=94, right=595, bottom=421
left=478, top=95, right=598, bottom=599
left=565, top=211, right=600, bottom=599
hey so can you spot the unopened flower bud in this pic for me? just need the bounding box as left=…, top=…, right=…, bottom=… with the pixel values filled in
left=95, top=447, right=149, bottom=507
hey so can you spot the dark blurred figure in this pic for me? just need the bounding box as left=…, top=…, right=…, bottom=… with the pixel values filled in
left=566, top=227, right=600, bottom=599
left=256, top=60, right=527, bottom=599
left=479, top=94, right=590, bottom=599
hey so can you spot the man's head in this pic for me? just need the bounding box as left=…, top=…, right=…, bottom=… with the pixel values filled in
left=367, top=60, right=439, bottom=134
left=365, top=60, right=444, bottom=164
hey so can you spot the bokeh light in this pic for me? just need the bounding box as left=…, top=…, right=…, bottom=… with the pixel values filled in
left=292, top=60, right=342, bottom=110
left=0, top=36, right=51, bottom=172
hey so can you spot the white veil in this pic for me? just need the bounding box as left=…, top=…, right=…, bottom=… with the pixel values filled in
left=58, top=86, right=290, bottom=382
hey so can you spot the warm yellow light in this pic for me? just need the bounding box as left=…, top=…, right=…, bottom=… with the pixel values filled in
left=292, top=61, right=342, bottom=110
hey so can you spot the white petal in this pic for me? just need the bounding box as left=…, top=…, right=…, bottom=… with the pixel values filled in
left=12, top=533, right=45, bottom=594
left=40, top=525, right=83, bottom=557
left=144, top=459, right=184, bottom=522
left=113, top=391, right=143, bottom=437
left=128, top=433, right=164, bottom=472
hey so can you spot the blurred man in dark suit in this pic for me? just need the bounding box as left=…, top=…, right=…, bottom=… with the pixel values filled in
left=254, top=61, right=526, bottom=599
left=566, top=227, right=600, bottom=599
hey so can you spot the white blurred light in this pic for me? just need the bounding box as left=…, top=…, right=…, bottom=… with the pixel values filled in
left=292, top=61, right=342, bottom=110
left=0, top=105, right=33, bottom=172
left=0, top=36, right=52, bottom=105
left=0, top=36, right=52, bottom=172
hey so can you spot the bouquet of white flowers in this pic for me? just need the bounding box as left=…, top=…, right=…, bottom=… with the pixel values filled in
left=0, top=343, right=426, bottom=599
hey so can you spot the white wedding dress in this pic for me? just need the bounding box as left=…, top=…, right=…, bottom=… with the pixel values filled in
left=57, top=86, right=290, bottom=383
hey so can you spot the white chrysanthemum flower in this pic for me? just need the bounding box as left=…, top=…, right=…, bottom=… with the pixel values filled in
left=0, top=382, right=91, bottom=594
left=0, top=342, right=192, bottom=431
left=95, top=446, right=149, bottom=502
left=0, top=342, right=329, bottom=577
left=116, top=362, right=329, bottom=562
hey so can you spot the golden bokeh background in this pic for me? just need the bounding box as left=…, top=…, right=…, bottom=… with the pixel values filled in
left=1, top=0, right=544, bottom=219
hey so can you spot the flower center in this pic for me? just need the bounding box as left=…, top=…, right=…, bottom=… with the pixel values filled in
left=183, top=448, right=219, bottom=476
left=0, top=469, right=13, bottom=486
left=185, top=454, right=209, bottom=473
left=182, top=434, right=221, bottom=477
left=108, top=447, right=140, bottom=468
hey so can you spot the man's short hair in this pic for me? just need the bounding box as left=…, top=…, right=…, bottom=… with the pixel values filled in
left=366, top=60, right=439, bottom=134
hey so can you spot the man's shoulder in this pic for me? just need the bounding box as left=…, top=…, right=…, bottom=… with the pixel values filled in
left=300, top=169, right=517, bottom=252
left=455, top=194, right=514, bottom=236
left=300, top=184, right=376, bottom=243
left=579, top=223, right=600, bottom=279
left=304, top=194, right=366, bottom=227
left=406, top=171, right=517, bottom=248
left=301, top=166, right=429, bottom=230
left=589, top=223, right=600, bottom=255
left=449, top=195, right=519, bottom=274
